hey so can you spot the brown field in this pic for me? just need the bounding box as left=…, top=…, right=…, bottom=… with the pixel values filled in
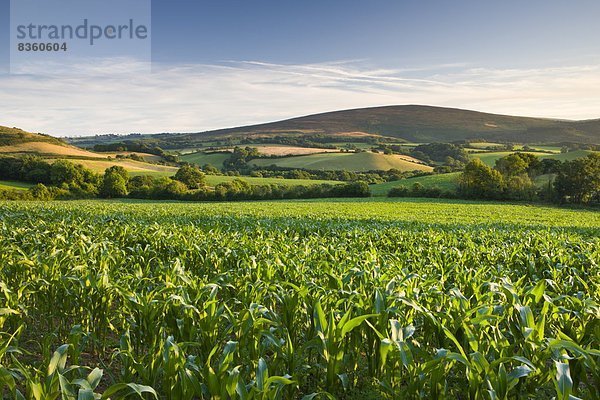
left=0, top=142, right=104, bottom=157
left=0, top=141, right=162, bottom=162
left=244, top=145, right=340, bottom=156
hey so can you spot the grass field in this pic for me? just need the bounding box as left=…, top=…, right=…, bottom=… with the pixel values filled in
left=0, top=199, right=598, bottom=399
left=370, top=172, right=461, bottom=196
left=526, top=145, right=562, bottom=153
left=251, top=151, right=433, bottom=172
left=0, top=180, right=34, bottom=191
left=541, top=149, right=596, bottom=161
left=469, top=150, right=597, bottom=166
left=469, top=151, right=547, bottom=166
left=180, top=152, right=231, bottom=168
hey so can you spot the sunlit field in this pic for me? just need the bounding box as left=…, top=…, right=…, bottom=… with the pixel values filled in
left=0, top=199, right=598, bottom=399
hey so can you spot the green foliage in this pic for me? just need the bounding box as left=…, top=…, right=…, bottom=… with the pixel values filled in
left=92, top=140, right=166, bottom=157
left=387, top=181, right=455, bottom=199
left=459, top=158, right=505, bottom=199
left=223, top=146, right=262, bottom=170
left=373, top=172, right=460, bottom=196
left=494, top=153, right=529, bottom=177
left=29, top=184, right=52, bottom=200
left=173, top=165, right=206, bottom=189
left=458, top=153, right=599, bottom=203
left=554, top=153, right=600, bottom=204
left=100, top=166, right=129, bottom=198
left=0, top=199, right=598, bottom=398
left=411, top=142, right=469, bottom=164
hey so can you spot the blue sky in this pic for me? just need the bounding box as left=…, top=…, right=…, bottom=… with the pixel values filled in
left=150, top=0, right=600, bottom=69
left=1, top=0, right=600, bottom=135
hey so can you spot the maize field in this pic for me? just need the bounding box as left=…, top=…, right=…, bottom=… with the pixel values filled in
left=0, top=199, right=598, bottom=399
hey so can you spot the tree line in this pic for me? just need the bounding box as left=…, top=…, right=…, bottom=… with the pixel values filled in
left=388, top=152, right=599, bottom=204
left=209, top=146, right=431, bottom=183
left=458, top=153, right=599, bottom=203
left=0, top=156, right=371, bottom=201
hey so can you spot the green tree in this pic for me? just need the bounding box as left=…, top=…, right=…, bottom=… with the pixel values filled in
left=50, top=160, right=83, bottom=186
left=105, top=165, right=128, bottom=180
left=495, top=154, right=529, bottom=177
left=202, top=163, right=220, bottom=174
left=459, top=158, right=504, bottom=199
left=100, top=167, right=129, bottom=198
left=164, top=180, right=188, bottom=197
left=29, top=183, right=52, bottom=200
left=174, top=165, right=206, bottom=189
left=554, top=153, right=600, bottom=203
left=505, top=174, right=536, bottom=200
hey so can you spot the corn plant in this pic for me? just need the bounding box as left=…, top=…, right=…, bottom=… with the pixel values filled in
left=0, top=200, right=598, bottom=399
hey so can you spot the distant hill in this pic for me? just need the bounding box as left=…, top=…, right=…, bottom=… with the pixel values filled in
left=0, top=126, right=115, bottom=158
left=0, top=126, right=66, bottom=147
left=0, top=126, right=175, bottom=177
left=67, top=105, right=600, bottom=147
left=196, top=105, right=599, bottom=143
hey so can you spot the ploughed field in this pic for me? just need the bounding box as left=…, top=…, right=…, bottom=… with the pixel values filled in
left=0, top=199, right=598, bottom=399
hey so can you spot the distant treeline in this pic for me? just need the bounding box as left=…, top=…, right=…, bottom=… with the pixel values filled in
left=388, top=152, right=600, bottom=204
left=0, top=156, right=371, bottom=201
left=239, top=135, right=340, bottom=149
left=129, top=176, right=370, bottom=201
left=247, top=167, right=429, bottom=184
left=372, top=142, right=469, bottom=167
left=208, top=146, right=431, bottom=183
left=388, top=184, right=457, bottom=199
left=92, top=140, right=179, bottom=163
left=458, top=153, right=599, bottom=204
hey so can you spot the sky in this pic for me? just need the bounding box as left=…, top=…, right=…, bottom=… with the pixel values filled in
left=1, top=0, right=600, bottom=136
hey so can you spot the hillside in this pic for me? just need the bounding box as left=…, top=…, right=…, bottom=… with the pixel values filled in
left=250, top=152, right=433, bottom=172
left=0, top=126, right=182, bottom=178
left=212, top=105, right=600, bottom=143
left=69, top=106, right=600, bottom=148
left=0, top=126, right=66, bottom=147
left=0, top=125, right=109, bottom=157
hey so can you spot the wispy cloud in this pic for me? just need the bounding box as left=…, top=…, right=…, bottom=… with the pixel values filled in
left=1, top=59, right=599, bottom=136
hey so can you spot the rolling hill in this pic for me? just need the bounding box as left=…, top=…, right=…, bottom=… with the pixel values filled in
left=0, top=126, right=344, bottom=188
left=0, top=126, right=66, bottom=147
left=0, top=125, right=180, bottom=177
left=214, top=105, right=600, bottom=143
left=250, top=152, right=433, bottom=172
left=69, top=105, right=600, bottom=148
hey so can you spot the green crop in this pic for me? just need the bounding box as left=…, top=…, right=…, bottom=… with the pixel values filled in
left=0, top=199, right=598, bottom=399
